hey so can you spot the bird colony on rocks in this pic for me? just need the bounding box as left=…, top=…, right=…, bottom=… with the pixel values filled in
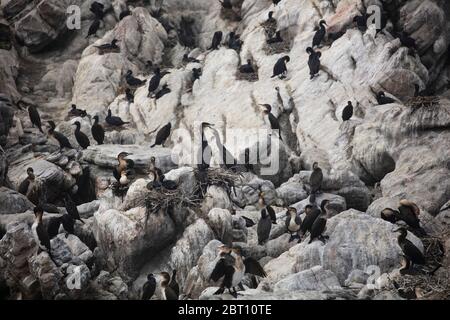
left=0, top=0, right=449, bottom=300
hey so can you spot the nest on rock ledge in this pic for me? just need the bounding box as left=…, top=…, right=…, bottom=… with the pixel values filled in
left=263, top=30, right=292, bottom=55
left=406, top=96, right=440, bottom=113
left=236, top=66, right=259, bottom=82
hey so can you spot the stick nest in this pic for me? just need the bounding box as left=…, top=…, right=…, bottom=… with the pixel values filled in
left=406, top=96, right=440, bottom=111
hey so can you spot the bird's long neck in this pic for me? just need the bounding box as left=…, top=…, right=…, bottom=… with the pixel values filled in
left=35, top=213, right=43, bottom=224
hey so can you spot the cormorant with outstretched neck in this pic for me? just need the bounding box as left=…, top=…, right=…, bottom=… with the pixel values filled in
left=210, top=245, right=266, bottom=297
left=28, top=105, right=43, bottom=133
left=64, top=193, right=84, bottom=224
left=309, top=200, right=329, bottom=244
left=142, top=274, right=156, bottom=300
left=285, top=207, right=302, bottom=242
left=86, top=18, right=101, bottom=38
left=155, top=84, right=171, bottom=100
left=299, top=205, right=321, bottom=242
left=32, top=206, right=51, bottom=256
left=125, top=88, right=134, bottom=103
left=126, top=70, right=146, bottom=87
left=342, top=101, right=353, bottom=121
left=151, top=123, right=171, bottom=148
left=68, top=104, right=87, bottom=117
left=259, top=104, right=281, bottom=139
left=48, top=121, right=73, bottom=150
left=239, top=59, right=255, bottom=74
left=395, top=227, right=425, bottom=267
left=271, top=56, right=290, bottom=79
left=267, top=31, right=283, bottom=44
left=307, top=47, right=321, bottom=80
left=106, top=109, right=129, bottom=127
left=310, top=162, right=323, bottom=195
left=73, top=121, right=90, bottom=149
left=208, top=31, right=223, bottom=50
left=160, top=272, right=178, bottom=300
left=376, top=91, right=396, bottom=105
left=147, top=68, right=162, bottom=97
left=18, top=167, right=35, bottom=195
left=312, top=20, right=327, bottom=48
left=113, top=152, right=134, bottom=183
left=266, top=11, right=276, bottom=24
left=95, top=39, right=119, bottom=52
left=91, top=115, right=105, bottom=145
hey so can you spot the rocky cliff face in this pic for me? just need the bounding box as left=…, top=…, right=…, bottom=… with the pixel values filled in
left=0, top=0, right=449, bottom=300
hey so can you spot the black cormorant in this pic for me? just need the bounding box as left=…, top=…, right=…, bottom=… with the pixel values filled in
left=151, top=122, right=172, bottom=148
left=28, top=105, right=43, bottom=133
left=381, top=208, right=399, bottom=224
left=257, top=208, right=272, bottom=245
left=147, top=68, right=162, bottom=98
left=271, top=56, right=290, bottom=79
left=285, top=207, right=302, bottom=242
left=48, top=121, right=73, bottom=150
left=142, top=274, right=156, bottom=300
left=169, top=270, right=180, bottom=297
left=299, top=205, right=321, bottom=242
left=160, top=272, right=178, bottom=300
left=309, top=162, right=323, bottom=195
left=208, top=31, right=223, bottom=50
left=376, top=91, right=396, bottom=105
left=113, top=152, right=134, bottom=183
left=259, top=104, right=281, bottom=139
left=126, top=70, right=146, bottom=87
left=267, top=31, right=283, bottom=44
left=394, top=227, right=425, bottom=267
left=18, top=167, right=35, bottom=195
left=106, top=109, right=129, bottom=127
left=342, top=101, right=353, bottom=121
left=312, top=20, right=327, bottom=48
left=64, top=193, right=84, bottom=224
left=95, top=39, right=119, bottom=52
left=227, top=32, right=242, bottom=51
left=239, top=59, right=255, bottom=74
left=86, top=18, right=101, bottom=38
left=307, top=47, right=321, bottom=80
left=125, top=88, right=134, bottom=103
left=258, top=192, right=277, bottom=224
left=73, top=121, right=90, bottom=149
left=31, top=206, right=51, bottom=255
left=68, top=104, right=87, bottom=117
left=91, top=115, right=105, bottom=145
left=183, top=53, right=200, bottom=64
left=309, top=200, right=329, bottom=244
left=155, top=84, right=171, bottom=100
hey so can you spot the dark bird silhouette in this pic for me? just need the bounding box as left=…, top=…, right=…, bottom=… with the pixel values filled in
left=125, top=88, right=134, bottom=103
left=381, top=208, right=399, bottom=224
left=397, top=200, right=424, bottom=233
left=257, top=206, right=272, bottom=245
left=272, top=0, right=282, bottom=5
left=309, top=200, right=329, bottom=244
left=142, top=274, right=156, bottom=300
left=28, top=105, right=43, bottom=133
left=210, top=128, right=237, bottom=171
left=299, top=205, right=321, bottom=242
left=271, top=56, right=290, bottom=79
left=68, top=104, right=87, bottom=117
left=151, top=123, right=171, bottom=148
left=148, top=170, right=177, bottom=191
left=307, top=47, right=321, bottom=80
left=312, top=20, right=327, bottom=48
left=376, top=91, right=396, bottom=105
left=147, top=68, right=162, bottom=98
left=258, top=192, right=277, bottom=224
left=395, top=227, right=425, bottom=267
left=259, top=104, right=281, bottom=139
left=266, top=11, right=276, bottom=24
left=18, top=167, right=35, bottom=195
left=91, top=115, right=105, bottom=145
left=285, top=207, right=302, bottom=242
left=267, top=31, right=283, bottom=44
left=178, top=17, right=196, bottom=48
left=63, top=193, right=84, bottom=224
left=353, top=14, right=368, bottom=31
left=169, top=270, right=180, bottom=297
left=73, top=121, right=90, bottom=149
left=119, top=8, right=131, bottom=20
left=198, top=122, right=214, bottom=171
left=182, top=53, right=200, bottom=64
left=90, top=1, right=105, bottom=20
left=219, top=0, right=232, bottom=9
left=239, top=59, right=255, bottom=74
left=242, top=216, right=255, bottom=227
left=113, top=152, right=134, bottom=183
left=208, top=31, right=223, bottom=50
left=397, top=31, right=417, bottom=50
left=342, top=101, right=353, bottom=121
left=48, top=121, right=73, bottom=150
left=126, top=70, right=146, bottom=87
left=192, top=68, right=202, bottom=80
left=155, top=84, right=171, bottom=100
left=227, top=32, right=242, bottom=51
left=106, top=109, right=129, bottom=127
left=31, top=206, right=52, bottom=256
left=86, top=18, right=101, bottom=38
left=95, top=38, right=119, bottom=51
left=160, top=272, right=178, bottom=300
left=310, top=162, right=323, bottom=195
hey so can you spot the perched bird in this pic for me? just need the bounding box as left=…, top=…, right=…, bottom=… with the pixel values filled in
left=31, top=206, right=51, bottom=256
left=309, top=162, right=323, bottom=195
left=90, top=1, right=105, bottom=20
left=182, top=53, right=200, bottom=64
left=113, top=152, right=134, bottom=183
left=125, top=88, right=134, bottom=103
left=376, top=91, right=396, bottom=105
left=28, top=105, right=43, bottom=133
left=219, top=0, right=232, bottom=9
left=307, top=47, right=321, bottom=80
left=353, top=14, right=368, bottom=31
left=342, top=101, right=353, bottom=121
left=106, top=109, right=129, bottom=127
left=285, top=207, right=302, bottom=242
left=149, top=156, right=164, bottom=180
left=259, top=104, right=281, bottom=139
left=73, top=121, right=90, bottom=149
left=299, top=205, right=321, bottom=242
left=244, top=148, right=254, bottom=173
left=198, top=122, right=214, bottom=171
left=160, top=272, right=178, bottom=300
left=48, top=121, right=73, bottom=150
left=381, top=208, right=399, bottom=224
left=155, top=84, right=171, bottom=100
left=397, top=31, right=417, bottom=50
left=125, top=70, right=146, bottom=87
left=312, top=20, right=327, bottom=48
left=208, top=31, right=223, bottom=50
left=210, top=246, right=266, bottom=298
left=95, top=38, right=119, bottom=52
left=258, top=192, right=277, bottom=224
left=147, top=68, right=162, bottom=98
left=148, top=170, right=177, bottom=191
left=91, top=115, right=105, bottom=145
left=395, top=227, right=425, bottom=267
left=241, top=216, right=255, bottom=227
left=86, top=18, right=101, bottom=38
left=68, top=104, right=87, bottom=117
left=239, top=59, right=255, bottom=73
left=266, top=11, right=276, bottom=24
left=142, top=274, right=156, bottom=300
left=271, top=56, right=290, bottom=79
left=63, top=193, right=84, bottom=224
left=257, top=208, right=272, bottom=245
left=267, top=31, right=283, bottom=44
left=151, top=122, right=172, bottom=148
left=210, top=128, right=238, bottom=171
left=18, top=167, right=35, bottom=195
left=397, top=200, right=424, bottom=233
left=192, top=68, right=202, bottom=81
left=169, top=270, right=180, bottom=297
left=309, top=200, right=329, bottom=244
left=227, top=32, right=242, bottom=51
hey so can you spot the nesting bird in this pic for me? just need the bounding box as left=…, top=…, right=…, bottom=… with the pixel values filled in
left=106, top=109, right=129, bottom=127
left=395, top=227, right=425, bottom=269
left=147, top=68, right=162, bottom=98
left=271, top=56, right=290, bottom=79
left=239, top=59, right=255, bottom=74
left=68, top=104, right=87, bottom=117
left=267, top=31, right=283, bottom=44
left=95, top=39, right=120, bottom=54
left=381, top=200, right=425, bottom=236
left=376, top=91, right=396, bottom=105
left=126, top=70, right=147, bottom=87
left=150, top=122, right=172, bottom=148
left=113, top=152, right=134, bottom=184
left=160, top=272, right=178, bottom=300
